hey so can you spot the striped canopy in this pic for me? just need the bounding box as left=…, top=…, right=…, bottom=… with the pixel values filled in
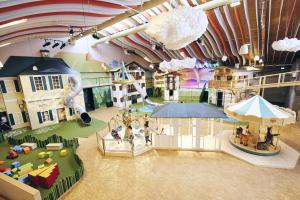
left=225, top=95, right=296, bottom=126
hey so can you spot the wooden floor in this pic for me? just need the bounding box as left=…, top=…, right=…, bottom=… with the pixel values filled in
left=60, top=107, right=300, bottom=200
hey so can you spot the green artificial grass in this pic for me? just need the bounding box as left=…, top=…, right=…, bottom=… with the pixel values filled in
left=0, top=142, right=78, bottom=198
left=5, top=118, right=106, bottom=140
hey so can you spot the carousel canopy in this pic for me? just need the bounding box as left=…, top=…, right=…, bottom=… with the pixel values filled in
left=151, top=103, right=227, bottom=118
left=225, top=95, right=296, bottom=125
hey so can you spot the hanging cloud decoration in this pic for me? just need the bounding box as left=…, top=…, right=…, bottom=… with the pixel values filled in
left=159, top=57, right=197, bottom=72
left=145, top=6, right=208, bottom=50
left=272, top=37, right=300, bottom=52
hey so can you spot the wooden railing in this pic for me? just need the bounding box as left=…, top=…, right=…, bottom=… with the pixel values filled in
left=208, top=70, right=300, bottom=90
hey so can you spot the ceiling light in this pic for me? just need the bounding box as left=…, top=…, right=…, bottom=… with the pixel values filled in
left=0, top=43, right=11, bottom=48
left=52, top=41, right=60, bottom=48
left=124, top=49, right=129, bottom=55
left=80, top=32, right=84, bottom=37
left=144, top=57, right=151, bottom=62
left=92, top=33, right=100, bottom=40
left=230, top=0, right=241, bottom=7
left=0, top=19, right=27, bottom=29
left=60, top=43, right=66, bottom=49
left=42, top=41, right=51, bottom=47
left=104, top=40, right=110, bottom=44
left=222, top=55, right=228, bottom=61
left=259, top=58, right=263, bottom=64
left=149, top=64, right=154, bottom=68
left=69, top=28, right=74, bottom=36
left=281, top=67, right=285, bottom=70
left=152, top=43, right=156, bottom=50
left=180, top=52, right=186, bottom=57
left=254, top=55, right=260, bottom=61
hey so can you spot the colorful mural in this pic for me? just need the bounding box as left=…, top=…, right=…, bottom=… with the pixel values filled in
left=92, top=86, right=112, bottom=108
left=180, top=68, right=213, bottom=88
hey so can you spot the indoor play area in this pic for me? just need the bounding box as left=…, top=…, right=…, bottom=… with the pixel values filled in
left=0, top=0, right=300, bottom=200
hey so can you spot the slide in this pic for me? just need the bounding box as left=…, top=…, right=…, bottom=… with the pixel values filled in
left=65, top=75, right=91, bottom=124
left=124, top=68, right=162, bottom=107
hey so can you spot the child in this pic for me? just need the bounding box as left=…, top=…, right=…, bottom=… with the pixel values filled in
left=125, top=126, right=134, bottom=145
left=111, top=129, right=122, bottom=144
left=144, top=123, right=152, bottom=145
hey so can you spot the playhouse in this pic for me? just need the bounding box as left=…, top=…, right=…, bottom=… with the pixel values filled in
left=0, top=56, right=85, bottom=130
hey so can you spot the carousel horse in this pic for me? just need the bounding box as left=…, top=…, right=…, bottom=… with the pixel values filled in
left=256, top=127, right=280, bottom=150
left=235, top=127, right=243, bottom=144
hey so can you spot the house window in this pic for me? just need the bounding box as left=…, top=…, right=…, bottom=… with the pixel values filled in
left=34, top=77, right=44, bottom=90
left=42, top=111, right=50, bottom=122
left=216, top=76, right=221, bottom=80
left=51, top=76, right=60, bottom=89
left=120, top=97, right=124, bottom=102
left=112, top=86, right=116, bottom=91
left=69, top=108, right=75, bottom=116
left=137, top=94, right=141, bottom=99
left=113, top=97, right=117, bottom=102
left=119, top=86, right=122, bottom=90
left=227, top=76, right=233, bottom=81
left=141, top=83, right=145, bottom=88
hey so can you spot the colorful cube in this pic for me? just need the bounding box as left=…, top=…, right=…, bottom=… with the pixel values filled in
left=46, top=151, right=53, bottom=158
left=18, top=175, right=29, bottom=183
left=3, top=170, right=12, bottom=176
left=11, top=168, right=18, bottom=174
left=21, top=143, right=37, bottom=150
left=0, top=167, right=9, bottom=172
left=38, top=164, right=45, bottom=169
left=0, top=161, right=5, bottom=165
left=38, top=152, right=46, bottom=159
left=11, top=161, right=21, bottom=168
left=13, top=146, right=23, bottom=154
left=44, top=158, right=53, bottom=165
left=13, top=174, right=19, bottom=179
left=59, top=149, right=67, bottom=157
left=23, top=147, right=31, bottom=154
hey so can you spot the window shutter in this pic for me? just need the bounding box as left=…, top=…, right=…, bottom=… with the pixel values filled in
left=8, top=114, right=15, bottom=126
left=22, top=111, right=27, bottom=123
left=42, top=76, right=47, bottom=90
left=14, top=80, right=20, bottom=92
left=29, top=76, right=36, bottom=92
left=37, top=112, right=43, bottom=123
left=0, top=80, right=7, bottom=93
left=49, top=110, right=53, bottom=121
left=69, top=108, right=73, bottom=116
left=59, top=75, right=63, bottom=89
left=48, top=76, right=53, bottom=90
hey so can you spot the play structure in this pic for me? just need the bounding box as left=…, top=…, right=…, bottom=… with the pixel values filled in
left=225, top=95, right=296, bottom=156
left=66, top=75, right=91, bottom=125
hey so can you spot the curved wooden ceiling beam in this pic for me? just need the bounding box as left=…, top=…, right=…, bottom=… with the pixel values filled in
left=204, top=32, right=222, bottom=58
left=243, top=0, right=255, bottom=59
left=190, top=42, right=206, bottom=60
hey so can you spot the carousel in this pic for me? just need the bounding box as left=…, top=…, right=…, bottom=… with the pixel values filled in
left=225, top=95, right=296, bottom=156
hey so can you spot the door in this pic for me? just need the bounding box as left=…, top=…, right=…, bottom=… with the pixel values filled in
left=217, top=92, right=223, bottom=107
left=131, top=95, right=137, bottom=104
left=57, top=108, right=66, bottom=122
left=0, top=112, right=10, bottom=131
left=83, top=88, right=95, bottom=112
left=169, top=90, right=174, bottom=101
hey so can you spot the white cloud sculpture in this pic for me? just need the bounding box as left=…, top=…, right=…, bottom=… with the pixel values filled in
left=159, top=57, right=196, bottom=72
left=145, top=6, right=208, bottom=50
left=272, top=37, right=300, bottom=52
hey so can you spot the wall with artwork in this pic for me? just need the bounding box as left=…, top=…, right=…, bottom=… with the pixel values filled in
left=92, top=86, right=112, bottom=109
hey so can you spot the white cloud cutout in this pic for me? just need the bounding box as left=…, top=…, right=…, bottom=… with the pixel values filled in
left=159, top=57, right=196, bottom=72
left=145, top=6, right=208, bottom=50
left=272, top=37, right=300, bottom=52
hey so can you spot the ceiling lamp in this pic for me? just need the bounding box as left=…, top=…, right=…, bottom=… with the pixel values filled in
left=60, top=43, right=66, bottom=49
left=0, top=19, right=27, bottom=29
left=272, top=37, right=300, bottom=52
left=239, top=44, right=249, bottom=55
left=0, top=43, right=11, bottom=48
left=92, top=33, right=100, bottom=40
left=145, top=6, right=208, bottom=50
left=52, top=41, right=60, bottom=48
left=254, top=55, right=260, bottom=61
left=144, top=57, right=151, bottom=62
left=42, top=40, right=51, bottom=47
left=69, top=27, right=74, bottom=36
left=222, top=55, right=228, bottom=61
left=79, top=28, right=84, bottom=37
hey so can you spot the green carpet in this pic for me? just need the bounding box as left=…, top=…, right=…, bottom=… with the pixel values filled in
left=0, top=142, right=78, bottom=198
left=6, top=118, right=106, bottom=140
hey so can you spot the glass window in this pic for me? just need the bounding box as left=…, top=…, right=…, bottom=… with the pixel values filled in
left=52, top=76, right=60, bottom=89
left=120, top=97, right=124, bottom=102
left=113, top=97, right=117, bottom=102
left=112, top=85, right=116, bottom=91
left=137, top=94, right=141, bottom=99
left=227, top=76, right=233, bottom=81
left=34, top=77, right=44, bottom=90
left=42, top=111, right=50, bottom=122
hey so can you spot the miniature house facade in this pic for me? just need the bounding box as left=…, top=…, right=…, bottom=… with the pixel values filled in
left=208, top=67, right=254, bottom=107
left=164, top=74, right=180, bottom=102
left=110, top=62, right=146, bottom=108
left=0, top=56, right=85, bottom=130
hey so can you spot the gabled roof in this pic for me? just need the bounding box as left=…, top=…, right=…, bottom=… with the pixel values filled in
left=0, top=56, right=76, bottom=77
left=151, top=103, right=228, bottom=118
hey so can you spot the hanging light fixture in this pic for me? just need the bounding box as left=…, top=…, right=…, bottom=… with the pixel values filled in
left=60, top=43, right=66, bottom=49
left=69, top=27, right=74, bottom=36
left=42, top=40, right=51, bottom=47
left=52, top=40, right=60, bottom=48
